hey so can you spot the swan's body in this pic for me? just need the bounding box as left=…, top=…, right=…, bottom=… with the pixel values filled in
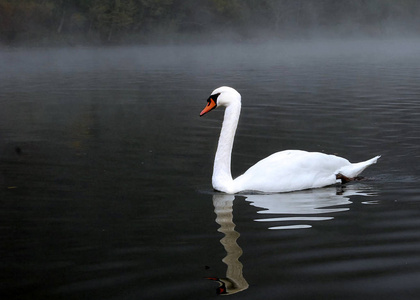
left=200, top=86, right=380, bottom=194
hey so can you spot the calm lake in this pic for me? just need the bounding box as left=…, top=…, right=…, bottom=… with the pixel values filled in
left=1, top=39, right=420, bottom=299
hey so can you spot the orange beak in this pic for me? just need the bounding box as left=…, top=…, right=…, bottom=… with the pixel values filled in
left=200, top=97, right=217, bottom=116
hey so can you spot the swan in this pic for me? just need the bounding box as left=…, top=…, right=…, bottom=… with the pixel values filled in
left=200, top=86, right=380, bottom=194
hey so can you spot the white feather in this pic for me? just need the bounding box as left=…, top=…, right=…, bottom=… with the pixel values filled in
left=201, top=86, right=380, bottom=194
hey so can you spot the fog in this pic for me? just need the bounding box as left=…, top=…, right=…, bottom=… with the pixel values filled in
left=2, top=1, right=420, bottom=80
left=1, top=0, right=420, bottom=46
left=2, top=38, right=420, bottom=80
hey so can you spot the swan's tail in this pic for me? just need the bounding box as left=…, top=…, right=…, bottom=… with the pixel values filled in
left=336, top=155, right=381, bottom=178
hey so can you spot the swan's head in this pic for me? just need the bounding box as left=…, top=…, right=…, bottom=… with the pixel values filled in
left=200, top=86, right=241, bottom=116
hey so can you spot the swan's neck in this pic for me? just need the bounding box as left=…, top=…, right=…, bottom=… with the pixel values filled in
left=212, top=101, right=241, bottom=193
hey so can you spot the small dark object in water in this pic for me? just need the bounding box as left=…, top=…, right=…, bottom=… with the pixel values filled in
left=336, top=173, right=364, bottom=184
left=15, top=147, right=22, bottom=155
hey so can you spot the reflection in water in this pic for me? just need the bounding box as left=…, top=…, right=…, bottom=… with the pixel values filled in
left=208, top=186, right=376, bottom=294
left=243, top=186, right=375, bottom=230
left=208, top=194, right=249, bottom=295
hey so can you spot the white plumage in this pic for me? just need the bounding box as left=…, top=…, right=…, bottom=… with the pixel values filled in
left=200, top=86, right=380, bottom=194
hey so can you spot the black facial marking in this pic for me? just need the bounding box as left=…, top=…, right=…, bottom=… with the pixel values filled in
left=208, top=93, right=220, bottom=105
left=201, top=92, right=220, bottom=116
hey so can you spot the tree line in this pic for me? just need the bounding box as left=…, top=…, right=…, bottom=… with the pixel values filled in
left=1, top=0, right=420, bottom=45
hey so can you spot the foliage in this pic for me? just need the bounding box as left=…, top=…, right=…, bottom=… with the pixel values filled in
left=1, top=0, right=419, bottom=45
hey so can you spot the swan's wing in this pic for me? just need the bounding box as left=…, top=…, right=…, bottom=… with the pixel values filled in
left=234, top=150, right=350, bottom=193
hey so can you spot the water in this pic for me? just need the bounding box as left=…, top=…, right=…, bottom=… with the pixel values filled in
left=1, top=39, right=420, bottom=299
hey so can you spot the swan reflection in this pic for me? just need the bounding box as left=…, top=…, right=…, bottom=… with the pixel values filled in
left=242, top=186, right=374, bottom=230
left=208, top=186, right=375, bottom=295
left=208, top=194, right=249, bottom=295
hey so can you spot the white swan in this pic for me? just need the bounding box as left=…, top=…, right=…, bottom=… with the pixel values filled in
left=200, top=86, right=380, bottom=194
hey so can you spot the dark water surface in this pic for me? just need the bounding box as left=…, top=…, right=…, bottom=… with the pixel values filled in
left=1, top=39, right=420, bottom=299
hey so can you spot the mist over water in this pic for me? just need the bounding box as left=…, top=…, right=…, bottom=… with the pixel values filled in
left=1, top=0, right=420, bottom=46
left=1, top=37, right=420, bottom=299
